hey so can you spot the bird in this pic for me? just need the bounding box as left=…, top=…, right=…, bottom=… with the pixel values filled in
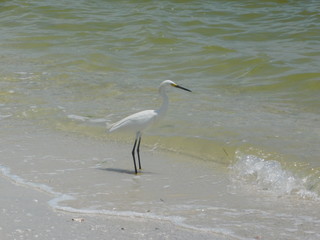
left=108, top=80, right=191, bottom=174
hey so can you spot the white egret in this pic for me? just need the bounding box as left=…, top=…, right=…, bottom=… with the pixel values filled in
left=109, top=80, right=191, bottom=174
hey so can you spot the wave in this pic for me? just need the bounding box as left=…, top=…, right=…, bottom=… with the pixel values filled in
left=230, top=150, right=319, bottom=200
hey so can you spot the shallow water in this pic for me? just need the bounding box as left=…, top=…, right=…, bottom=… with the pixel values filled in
left=0, top=1, right=320, bottom=239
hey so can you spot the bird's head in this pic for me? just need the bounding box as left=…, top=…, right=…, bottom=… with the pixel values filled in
left=160, top=80, right=192, bottom=92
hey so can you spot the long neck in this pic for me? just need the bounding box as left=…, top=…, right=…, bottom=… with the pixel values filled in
left=157, top=86, right=169, bottom=117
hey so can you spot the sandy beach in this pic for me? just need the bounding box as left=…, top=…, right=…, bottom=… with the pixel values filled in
left=0, top=170, right=229, bottom=240
left=0, top=120, right=320, bottom=240
left=0, top=120, right=235, bottom=240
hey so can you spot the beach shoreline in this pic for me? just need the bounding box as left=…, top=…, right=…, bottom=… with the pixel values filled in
left=0, top=119, right=319, bottom=239
left=0, top=119, right=234, bottom=240
left=0, top=163, right=229, bottom=240
left=1, top=1, right=319, bottom=239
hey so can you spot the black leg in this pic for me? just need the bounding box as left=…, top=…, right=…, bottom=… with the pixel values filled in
left=131, top=138, right=138, bottom=174
left=137, top=136, right=142, bottom=169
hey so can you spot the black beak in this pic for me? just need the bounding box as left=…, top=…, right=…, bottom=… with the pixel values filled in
left=175, top=85, right=192, bottom=92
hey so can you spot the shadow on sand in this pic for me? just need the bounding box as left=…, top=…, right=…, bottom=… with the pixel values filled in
left=98, top=168, right=153, bottom=175
left=99, top=168, right=139, bottom=175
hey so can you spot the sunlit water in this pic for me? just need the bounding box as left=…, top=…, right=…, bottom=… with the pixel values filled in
left=0, top=1, right=320, bottom=239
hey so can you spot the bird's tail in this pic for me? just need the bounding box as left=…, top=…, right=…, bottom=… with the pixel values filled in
left=105, top=113, right=116, bottom=132
left=106, top=122, right=114, bottom=131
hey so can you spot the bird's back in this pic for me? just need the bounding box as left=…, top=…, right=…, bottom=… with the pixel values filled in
left=109, top=109, right=158, bottom=133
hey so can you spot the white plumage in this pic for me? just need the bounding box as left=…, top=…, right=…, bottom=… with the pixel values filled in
left=109, top=80, right=191, bottom=174
left=109, top=110, right=158, bottom=133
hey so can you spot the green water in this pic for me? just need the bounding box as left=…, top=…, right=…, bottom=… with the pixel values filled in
left=0, top=1, right=319, bottom=191
left=1, top=1, right=320, bottom=239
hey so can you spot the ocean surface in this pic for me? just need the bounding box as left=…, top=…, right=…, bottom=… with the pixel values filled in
left=1, top=0, right=320, bottom=239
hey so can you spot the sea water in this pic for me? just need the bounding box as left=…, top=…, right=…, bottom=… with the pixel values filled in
left=0, top=1, right=319, bottom=239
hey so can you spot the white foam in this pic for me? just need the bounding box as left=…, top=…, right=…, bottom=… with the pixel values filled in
left=87, top=118, right=106, bottom=123
left=230, top=151, right=319, bottom=200
left=67, top=114, right=107, bottom=124
left=0, top=164, right=63, bottom=197
left=67, top=114, right=90, bottom=122
left=50, top=204, right=238, bottom=239
left=0, top=114, right=12, bottom=120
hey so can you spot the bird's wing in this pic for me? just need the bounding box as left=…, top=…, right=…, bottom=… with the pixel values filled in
left=109, top=110, right=157, bottom=132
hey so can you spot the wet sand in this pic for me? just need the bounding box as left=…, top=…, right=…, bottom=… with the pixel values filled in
left=0, top=172, right=231, bottom=240
left=0, top=120, right=233, bottom=240
left=1, top=120, right=319, bottom=240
